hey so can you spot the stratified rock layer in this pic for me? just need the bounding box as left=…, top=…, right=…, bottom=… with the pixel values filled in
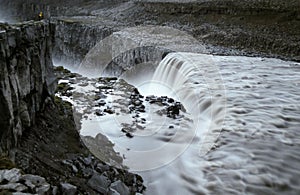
left=0, top=21, right=56, bottom=153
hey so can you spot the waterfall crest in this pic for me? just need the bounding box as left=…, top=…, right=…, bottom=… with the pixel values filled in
left=150, top=52, right=226, bottom=155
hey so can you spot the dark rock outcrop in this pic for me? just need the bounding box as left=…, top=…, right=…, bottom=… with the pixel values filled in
left=0, top=21, right=56, bottom=154
left=52, top=19, right=114, bottom=68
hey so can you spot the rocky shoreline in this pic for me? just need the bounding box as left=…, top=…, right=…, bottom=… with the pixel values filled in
left=0, top=97, right=145, bottom=194
left=0, top=21, right=145, bottom=194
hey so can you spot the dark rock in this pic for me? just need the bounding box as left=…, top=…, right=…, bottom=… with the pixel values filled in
left=99, top=99, right=106, bottom=106
left=125, top=132, right=134, bottom=138
left=104, top=108, right=115, bottom=114
left=87, top=173, right=111, bottom=194
left=168, top=98, right=175, bottom=103
left=133, top=88, right=139, bottom=95
left=96, top=164, right=110, bottom=173
left=0, top=21, right=56, bottom=153
left=83, top=156, right=93, bottom=166
left=149, top=100, right=156, bottom=104
left=62, top=160, right=78, bottom=173
left=167, top=102, right=182, bottom=118
left=111, top=180, right=130, bottom=195
left=82, top=168, right=94, bottom=178
left=60, top=183, right=77, bottom=195
left=95, top=110, right=105, bottom=116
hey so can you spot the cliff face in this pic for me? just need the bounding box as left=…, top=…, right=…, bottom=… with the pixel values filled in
left=52, top=19, right=115, bottom=68
left=0, top=21, right=56, bottom=154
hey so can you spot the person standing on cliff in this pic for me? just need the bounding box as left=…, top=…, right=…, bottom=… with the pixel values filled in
left=38, top=12, right=43, bottom=20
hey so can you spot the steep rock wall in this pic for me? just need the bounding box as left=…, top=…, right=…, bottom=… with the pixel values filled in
left=0, top=21, right=56, bottom=153
left=52, top=19, right=115, bottom=68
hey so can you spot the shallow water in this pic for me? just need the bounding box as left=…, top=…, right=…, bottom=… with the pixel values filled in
left=57, top=53, right=300, bottom=194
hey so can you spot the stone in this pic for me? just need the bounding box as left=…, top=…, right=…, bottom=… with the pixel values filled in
left=96, top=164, right=110, bottom=173
left=133, top=100, right=142, bottom=106
left=60, top=183, right=77, bottom=195
left=19, top=101, right=31, bottom=128
left=71, top=164, right=79, bottom=173
left=167, top=98, right=174, bottom=103
left=36, top=183, right=51, bottom=194
left=125, top=132, right=134, bottom=138
left=110, top=180, right=130, bottom=195
left=62, top=160, right=78, bottom=173
left=0, top=183, right=27, bottom=192
left=99, top=99, right=106, bottom=106
left=52, top=186, right=58, bottom=195
left=95, top=110, right=105, bottom=116
left=83, top=155, right=92, bottom=166
left=21, top=174, right=50, bottom=194
left=82, top=167, right=94, bottom=178
left=104, top=108, right=115, bottom=114
left=87, top=173, right=111, bottom=194
left=21, top=174, right=46, bottom=187
left=109, top=188, right=121, bottom=195
left=0, top=168, right=22, bottom=183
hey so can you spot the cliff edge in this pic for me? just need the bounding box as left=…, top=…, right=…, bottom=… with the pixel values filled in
left=0, top=21, right=56, bottom=154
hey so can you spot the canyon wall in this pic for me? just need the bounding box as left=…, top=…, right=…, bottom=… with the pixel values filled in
left=0, top=21, right=56, bottom=154
left=52, top=19, right=115, bottom=68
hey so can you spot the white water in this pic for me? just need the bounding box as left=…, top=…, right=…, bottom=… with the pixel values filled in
left=136, top=53, right=300, bottom=194
left=58, top=52, right=300, bottom=194
left=134, top=53, right=226, bottom=194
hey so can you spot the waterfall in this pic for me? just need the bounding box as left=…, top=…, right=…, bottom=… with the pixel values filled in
left=125, top=52, right=227, bottom=194
left=150, top=52, right=226, bottom=155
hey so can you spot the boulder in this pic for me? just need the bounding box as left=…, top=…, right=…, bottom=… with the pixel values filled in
left=87, top=173, right=111, bottom=194
left=60, top=183, right=77, bottom=195
left=0, top=183, right=27, bottom=192
left=21, top=174, right=46, bottom=187
left=110, top=180, right=130, bottom=195
left=0, top=168, right=22, bottom=183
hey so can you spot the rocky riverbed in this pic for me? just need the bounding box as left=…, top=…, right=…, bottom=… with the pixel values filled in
left=54, top=65, right=191, bottom=171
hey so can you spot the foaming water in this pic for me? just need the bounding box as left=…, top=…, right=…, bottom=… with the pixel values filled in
left=132, top=53, right=226, bottom=194
left=122, top=53, right=300, bottom=194
left=149, top=53, right=226, bottom=151
left=57, top=52, right=300, bottom=194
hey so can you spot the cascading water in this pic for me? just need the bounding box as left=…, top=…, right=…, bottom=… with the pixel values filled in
left=149, top=52, right=226, bottom=154
left=128, top=52, right=226, bottom=194
left=56, top=51, right=300, bottom=194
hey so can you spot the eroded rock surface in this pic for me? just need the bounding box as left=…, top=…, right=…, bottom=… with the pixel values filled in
left=0, top=21, right=56, bottom=153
